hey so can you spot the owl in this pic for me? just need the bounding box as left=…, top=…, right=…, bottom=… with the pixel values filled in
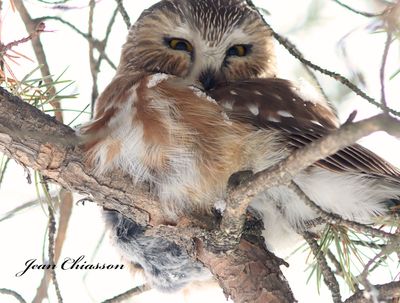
left=80, top=0, right=400, bottom=292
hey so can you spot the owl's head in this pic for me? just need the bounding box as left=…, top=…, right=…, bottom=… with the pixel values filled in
left=118, top=0, right=275, bottom=90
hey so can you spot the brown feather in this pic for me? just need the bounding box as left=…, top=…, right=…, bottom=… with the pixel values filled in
left=208, top=78, right=400, bottom=182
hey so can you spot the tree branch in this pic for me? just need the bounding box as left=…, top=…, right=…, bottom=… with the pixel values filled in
left=0, top=288, right=27, bottom=303
left=303, top=232, right=342, bottom=303
left=219, top=113, right=400, bottom=246
left=101, top=285, right=151, bottom=303
left=245, top=0, right=400, bottom=117
left=0, top=87, right=295, bottom=303
left=115, top=0, right=131, bottom=29
left=47, top=205, right=63, bottom=303
left=379, top=31, right=392, bottom=114
left=13, top=0, right=63, bottom=121
left=344, top=281, right=400, bottom=303
left=32, top=190, right=73, bottom=303
left=288, top=182, right=395, bottom=239
left=331, top=0, right=385, bottom=18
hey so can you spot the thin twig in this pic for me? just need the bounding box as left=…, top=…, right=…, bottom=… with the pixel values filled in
left=0, top=199, right=39, bottom=222
left=245, top=0, right=400, bottom=117
left=304, top=217, right=326, bottom=229
left=379, top=31, right=392, bottom=114
left=0, top=156, right=11, bottom=188
left=352, top=240, right=386, bottom=249
left=88, top=0, right=98, bottom=114
left=0, top=288, right=27, bottom=303
left=344, top=281, right=400, bottom=303
left=0, top=22, right=45, bottom=54
left=368, top=253, right=389, bottom=274
left=289, top=182, right=394, bottom=239
left=327, top=249, right=342, bottom=275
left=83, top=229, right=106, bottom=281
left=95, top=8, right=118, bottom=72
left=115, top=0, right=131, bottom=28
left=303, top=232, right=342, bottom=303
left=32, top=190, right=73, bottom=303
left=331, top=0, right=385, bottom=17
left=13, top=0, right=63, bottom=121
left=326, top=249, right=363, bottom=292
left=36, top=16, right=89, bottom=39
left=87, top=4, right=119, bottom=115
left=271, top=27, right=399, bottom=117
left=48, top=205, right=63, bottom=303
left=358, top=239, right=400, bottom=287
left=36, top=0, right=70, bottom=5
left=101, top=285, right=151, bottom=303
left=303, top=65, right=332, bottom=108
left=36, top=16, right=116, bottom=70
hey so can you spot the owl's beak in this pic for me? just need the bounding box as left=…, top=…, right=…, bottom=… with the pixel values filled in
left=198, top=69, right=218, bottom=91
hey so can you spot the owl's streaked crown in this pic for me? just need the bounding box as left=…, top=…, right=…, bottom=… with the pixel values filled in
left=118, top=0, right=275, bottom=90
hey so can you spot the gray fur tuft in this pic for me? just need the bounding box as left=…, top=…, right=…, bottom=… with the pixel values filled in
left=103, top=210, right=211, bottom=291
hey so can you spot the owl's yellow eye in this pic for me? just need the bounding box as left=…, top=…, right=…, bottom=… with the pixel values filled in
left=226, top=44, right=251, bottom=57
left=167, top=38, right=193, bottom=53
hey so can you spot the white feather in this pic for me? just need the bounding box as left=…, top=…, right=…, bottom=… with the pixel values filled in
left=251, top=166, right=400, bottom=254
left=147, top=73, right=170, bottom=88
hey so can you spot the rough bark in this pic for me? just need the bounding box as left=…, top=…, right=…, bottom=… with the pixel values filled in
left=344, top=281, right=400, bottom=303
left=0, top=87, right=296, bottom=303
left=197, top=239, right=293, bottom=303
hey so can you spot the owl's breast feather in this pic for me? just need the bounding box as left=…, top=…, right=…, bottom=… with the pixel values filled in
left=79, top=74, right=281, bottom=219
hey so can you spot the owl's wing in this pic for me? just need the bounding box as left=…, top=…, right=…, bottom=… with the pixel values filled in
left=208, top=78, right=400, bottom=181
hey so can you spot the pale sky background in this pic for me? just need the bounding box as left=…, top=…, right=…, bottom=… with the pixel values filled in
left=0, top=0, right=399, bottom=303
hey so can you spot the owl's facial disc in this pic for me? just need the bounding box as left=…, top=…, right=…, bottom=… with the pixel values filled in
left=165, top=33, right=254, bottom=90
left=120, top=0, right=276, bottom=87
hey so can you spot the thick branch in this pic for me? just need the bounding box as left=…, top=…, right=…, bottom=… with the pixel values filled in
left=0, top=88, right=295, bottom=303
left=197, top=239, right=293, bottom=303
left=0, top=87, right=160, bottom=225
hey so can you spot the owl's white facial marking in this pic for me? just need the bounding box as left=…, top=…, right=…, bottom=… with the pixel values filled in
left=187, top=27, right=255, bottom=89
